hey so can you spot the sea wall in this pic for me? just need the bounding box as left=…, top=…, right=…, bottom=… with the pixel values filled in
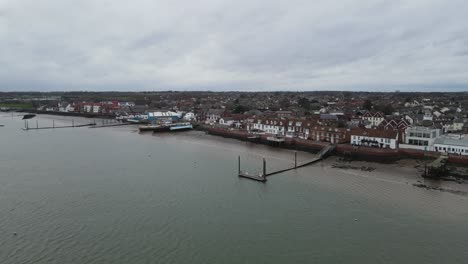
left=201, top=126, right=468, bottom=165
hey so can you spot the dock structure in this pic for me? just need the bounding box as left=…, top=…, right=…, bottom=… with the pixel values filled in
left=90, top=122, right=136, bottom=128
left=238, top=144, right=336, bottom=183
left=267, top=135, right=285, bottom=146
left=425, top=153, right=449, bottom=178
left=238, top=156, right=267, bottom=182
left=22, top=119, right=96, bottom=130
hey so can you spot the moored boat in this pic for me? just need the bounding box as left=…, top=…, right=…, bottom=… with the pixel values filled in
left=22, top=114, right=36, bottom=120
left=169, top=123, right=193, bottom=131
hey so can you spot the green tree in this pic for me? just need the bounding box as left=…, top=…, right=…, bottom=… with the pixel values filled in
left=382, top=104, right=395, bottom=115
left=279, top=98, right=290, bottom=110
left=363, top=99, right=373, bottom=111
left=233, top=105, right=249, bottom=114
left=298, top=97, right=310, bottom=110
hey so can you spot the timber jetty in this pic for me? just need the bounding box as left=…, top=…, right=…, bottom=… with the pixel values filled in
left=22, top=119, right=96, bottom=130
left=238, top=144, right=335, bottom=183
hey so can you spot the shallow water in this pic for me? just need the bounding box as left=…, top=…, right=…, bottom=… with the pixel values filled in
left=1, top=114, right=468, bottom=263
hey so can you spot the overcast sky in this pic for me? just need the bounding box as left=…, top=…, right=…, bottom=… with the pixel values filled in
left=0, top=0, right=467, bottom=92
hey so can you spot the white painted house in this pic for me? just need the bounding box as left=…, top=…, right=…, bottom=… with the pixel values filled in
left=249, top=118, right=286, bottom=136
left=65, top=104, right=75, bottom=112
left=350, top=128, right=399, bottom=149
left=183, top=112, right=195, bottom=121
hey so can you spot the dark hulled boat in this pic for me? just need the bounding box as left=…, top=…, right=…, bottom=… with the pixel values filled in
left=22, top=114, right=36, bottom=120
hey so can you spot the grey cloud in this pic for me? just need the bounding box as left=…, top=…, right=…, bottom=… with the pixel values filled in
left=0, top=0, right=467, bottom=91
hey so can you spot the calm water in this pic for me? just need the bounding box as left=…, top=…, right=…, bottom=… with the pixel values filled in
left=1, top=115, right=468, bottom=263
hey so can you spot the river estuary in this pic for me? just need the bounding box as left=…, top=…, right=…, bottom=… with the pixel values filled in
left=1, top=114, right=468, bottom=263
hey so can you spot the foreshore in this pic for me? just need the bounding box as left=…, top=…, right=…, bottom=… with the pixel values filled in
left=198, top=125, right=468, bottom=179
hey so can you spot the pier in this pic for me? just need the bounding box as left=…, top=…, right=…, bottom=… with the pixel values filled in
left=238, top=144, right=336, bottom=183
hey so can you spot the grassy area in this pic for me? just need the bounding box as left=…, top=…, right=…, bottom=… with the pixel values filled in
left=0, top=102, right=34, bottom=109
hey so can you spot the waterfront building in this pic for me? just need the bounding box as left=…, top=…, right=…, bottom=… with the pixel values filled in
left=434, top=136, right=468, bottom=156
left=219, top=118, right=242, bottom=128
left=308, top=125, right=349, bottom=143
left=249, top=118, right=286, bottom=136
left=401, top=126, right=442, bottom=151
left=350, top=128, right=399, bottom=149
left=183, top=112, right=196, bottom=121
left=147, top=111, right=181, bottom=122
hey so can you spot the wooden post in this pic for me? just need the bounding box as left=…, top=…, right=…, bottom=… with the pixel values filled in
left=53, top=120, right=55, bottom=128
left=238, top=156, right=241, bottom=175
left=72, top=119, right=74, bottom=127
left=26, top=120, right=29, bottom=130
left=36, top=120, right=38, bottom=129
left=294, top=151, right=297, bottom=168
left=263, top=158, right=266, bottom=177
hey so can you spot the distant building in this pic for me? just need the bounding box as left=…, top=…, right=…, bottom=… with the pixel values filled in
left=275, top=110, right=293, bottom=118
left=378, top=118, right=411, bottom=131
left=205, top=109, right=224, bottom=124
left=362, top=112, right=385, bottom=128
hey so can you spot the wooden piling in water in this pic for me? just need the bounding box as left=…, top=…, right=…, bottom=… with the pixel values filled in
left=294, top=151, right=297, bottom=168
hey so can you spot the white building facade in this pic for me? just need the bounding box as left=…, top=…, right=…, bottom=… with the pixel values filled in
left=434, top=136, right=468, bottom=156
left=350, top=129, right=398, bottom=149
left=402, top=126, right=442, bottom=151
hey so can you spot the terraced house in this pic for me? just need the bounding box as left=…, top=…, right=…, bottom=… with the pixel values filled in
left=248, top=118, right=286, bottom=135
left=308, top=125, right=350, bottom=144
left=362, top=111, right=385, bottom=128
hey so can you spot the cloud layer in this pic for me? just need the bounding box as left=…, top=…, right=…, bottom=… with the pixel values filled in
left=1, top=0, right=467, bottom=91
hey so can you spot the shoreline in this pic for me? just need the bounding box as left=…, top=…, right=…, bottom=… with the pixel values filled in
left=197, top=126, right=468, bottom=183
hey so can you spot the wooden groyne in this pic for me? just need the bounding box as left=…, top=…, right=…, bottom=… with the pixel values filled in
left=238, top=145, right=335, bottom=183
